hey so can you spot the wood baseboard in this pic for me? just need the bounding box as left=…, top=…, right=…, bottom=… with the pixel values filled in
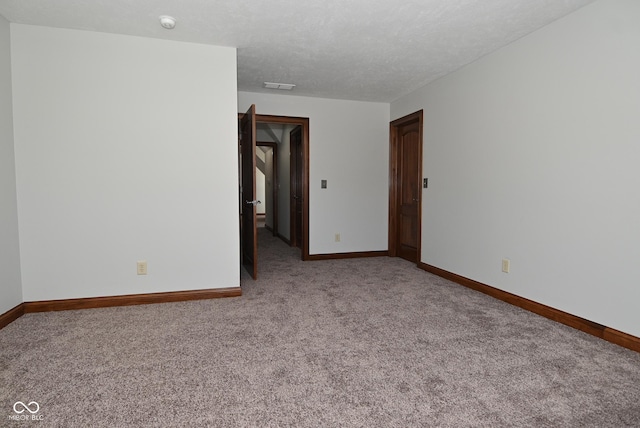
left=307, top=250, right=389, bottom=261
left=23, top=287, right=242, bottom=313
left=419, top=262, right=640, bottom=353
left=0, top=287, right=242, bottom=330
left=0, top=303, right=25, bottom=330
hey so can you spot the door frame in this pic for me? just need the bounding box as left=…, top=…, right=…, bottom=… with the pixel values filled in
left=238, top=113, right=310, bottom=261
left=388, top=110, right=424, bottom=263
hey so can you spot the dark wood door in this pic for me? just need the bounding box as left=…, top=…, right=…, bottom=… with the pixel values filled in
left=398, top=121, right=420, bottom=262
left=389, top=111, right=423, bottom=264
left=241, top=104, right=258, bottom=279
left=290, top=126, right=303, bottom=249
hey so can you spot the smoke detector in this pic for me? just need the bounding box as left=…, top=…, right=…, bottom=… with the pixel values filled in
left=159, top=16, right=177, bottom=30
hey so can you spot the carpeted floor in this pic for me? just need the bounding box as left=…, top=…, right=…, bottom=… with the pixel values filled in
left=1, top=228, right=639, bottom=427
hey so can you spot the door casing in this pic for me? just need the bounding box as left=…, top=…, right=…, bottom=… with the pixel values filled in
left=238, top=113, right=310, bottom=261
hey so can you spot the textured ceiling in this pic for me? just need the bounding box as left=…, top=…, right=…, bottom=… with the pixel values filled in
left=0, top=0, right=595, bottom=102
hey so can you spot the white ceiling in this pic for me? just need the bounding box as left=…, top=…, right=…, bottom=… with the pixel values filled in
left=0, top=0, right=595, bottom=102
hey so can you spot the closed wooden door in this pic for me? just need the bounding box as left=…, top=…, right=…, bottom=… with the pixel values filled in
left=290, top=126, right=303, bottom=249
left=389, top=111, right=423, bottom=263
left=398, top=121, right=420, bottom=261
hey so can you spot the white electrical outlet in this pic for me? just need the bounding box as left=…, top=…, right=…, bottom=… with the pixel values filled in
left=137, top=260, right=148, bottom=275
left=502, top=258, right=510, bottom=273
left=335, top=233, right=341, bottom=242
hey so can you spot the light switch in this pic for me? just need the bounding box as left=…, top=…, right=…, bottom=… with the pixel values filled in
left=321, top=180, right=327, bottom=189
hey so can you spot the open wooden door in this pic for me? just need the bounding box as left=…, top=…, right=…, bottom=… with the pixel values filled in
left=241, top=105, right=258, bottom=279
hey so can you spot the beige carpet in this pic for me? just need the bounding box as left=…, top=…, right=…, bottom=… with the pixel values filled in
left=1, top=228, right=639, bottom=427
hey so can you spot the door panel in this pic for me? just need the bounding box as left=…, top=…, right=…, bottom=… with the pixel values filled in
left=241, top=105, right=258, bottom=279
left=398, top=122, right=420, bottom=262
left=290, top=126, right=303, bottom=249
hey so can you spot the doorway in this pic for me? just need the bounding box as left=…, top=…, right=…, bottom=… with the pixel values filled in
left=239, top=110, right=311, bottom=280
left=388, top=110, right=423, bottom=264
left=254, top=115, right=309, bottom=261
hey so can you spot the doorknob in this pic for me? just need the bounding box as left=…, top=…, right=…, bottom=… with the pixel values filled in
left=245, top=200, right=262, bottom=206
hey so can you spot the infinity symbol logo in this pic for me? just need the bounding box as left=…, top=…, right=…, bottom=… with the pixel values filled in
left=13, top=401, right=40, bottom=414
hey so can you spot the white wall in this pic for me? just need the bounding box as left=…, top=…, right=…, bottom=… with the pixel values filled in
left=12, top=25, right=239, bottom=301
left=256, top=167, right=266, bottom=215
left=0, top=15, right=22, bottom=313
left=391, top=0, right=640, bottom=337
left=238, top=92, right=390, bottom=254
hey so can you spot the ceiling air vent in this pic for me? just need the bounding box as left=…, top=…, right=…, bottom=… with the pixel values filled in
left=264, top=82, right=296, bottom=90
